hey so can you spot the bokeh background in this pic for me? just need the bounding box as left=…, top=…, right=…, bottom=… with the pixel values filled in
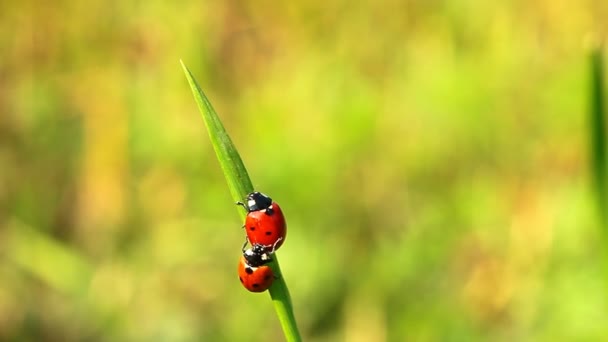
left=2, top=1, right=608, bottom=340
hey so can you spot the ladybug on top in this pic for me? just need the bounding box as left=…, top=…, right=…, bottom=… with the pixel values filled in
left=237, top=192, right=286, bottom=251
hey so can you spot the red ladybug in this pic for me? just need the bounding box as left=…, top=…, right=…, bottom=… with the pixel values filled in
left=238, top=243, right=275, bottom=292
left=237, top=192, right=286, bottom=250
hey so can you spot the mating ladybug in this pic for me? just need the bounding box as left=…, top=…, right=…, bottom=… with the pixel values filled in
left=237, top=192, right=286, bottom=250
left=238, top=243, right=275, bottom=293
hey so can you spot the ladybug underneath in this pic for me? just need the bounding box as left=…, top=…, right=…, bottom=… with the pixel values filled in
left=238, top=243, right=276, bottom=293
left=237, top=192, right=286, bottom=251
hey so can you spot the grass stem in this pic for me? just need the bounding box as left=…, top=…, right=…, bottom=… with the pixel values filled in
left=181, top=60, right=302, bottom=342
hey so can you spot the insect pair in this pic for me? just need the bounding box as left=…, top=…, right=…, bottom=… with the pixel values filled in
left=237, top=192, right=287, bottom=292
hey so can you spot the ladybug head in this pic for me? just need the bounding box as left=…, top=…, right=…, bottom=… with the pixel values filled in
left=243, top=243, right=272, bottom=267
left=245, top=192, right=273, bottom=212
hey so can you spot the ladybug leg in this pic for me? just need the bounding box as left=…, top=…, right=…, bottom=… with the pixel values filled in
left=241, top=236, right=249, bottom=252
left=268, top=237, right=283, bottom=254
left=236, top=201, right=248, bottom=211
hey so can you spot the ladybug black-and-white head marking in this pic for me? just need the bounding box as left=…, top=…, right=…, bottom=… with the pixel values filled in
left=245, top=192, right=273, bottom=212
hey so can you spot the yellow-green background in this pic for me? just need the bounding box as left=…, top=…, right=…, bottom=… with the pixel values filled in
left=1, top=1, right=608, bottom=340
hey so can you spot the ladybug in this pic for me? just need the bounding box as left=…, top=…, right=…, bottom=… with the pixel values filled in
left=238, top=243, right=275, bottom=293
left=237, top=192, right=286, bottom=250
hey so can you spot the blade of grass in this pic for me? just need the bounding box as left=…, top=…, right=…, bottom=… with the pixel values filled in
left=589, top=43, right=608, bottom=230
left=181, top=60, right=302, bottom=342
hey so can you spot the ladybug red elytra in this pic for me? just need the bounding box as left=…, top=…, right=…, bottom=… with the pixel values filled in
left=238, top=243, right=276, bottom=293
left=237, top=192, right=286, bottom=251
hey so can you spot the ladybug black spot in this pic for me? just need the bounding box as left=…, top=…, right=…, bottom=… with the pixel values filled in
left=245, top=268, right=254, bottom=274
left=264, top=275, right=271, bottom=280
left=253, top=283, right=259, bottom=288
left=249, top=226, right=256, bottom=231
left=265, top=231, right=272, bottom=236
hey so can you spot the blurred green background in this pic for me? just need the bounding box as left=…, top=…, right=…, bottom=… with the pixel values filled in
left=2, top=1, right=608, bottom=340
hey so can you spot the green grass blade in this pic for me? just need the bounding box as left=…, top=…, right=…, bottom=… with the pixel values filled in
left=589, top=44, right=608, bottom=229
left=181, top=60, right=302, bottom=342
left=180, top=62, right=253, bottom=211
